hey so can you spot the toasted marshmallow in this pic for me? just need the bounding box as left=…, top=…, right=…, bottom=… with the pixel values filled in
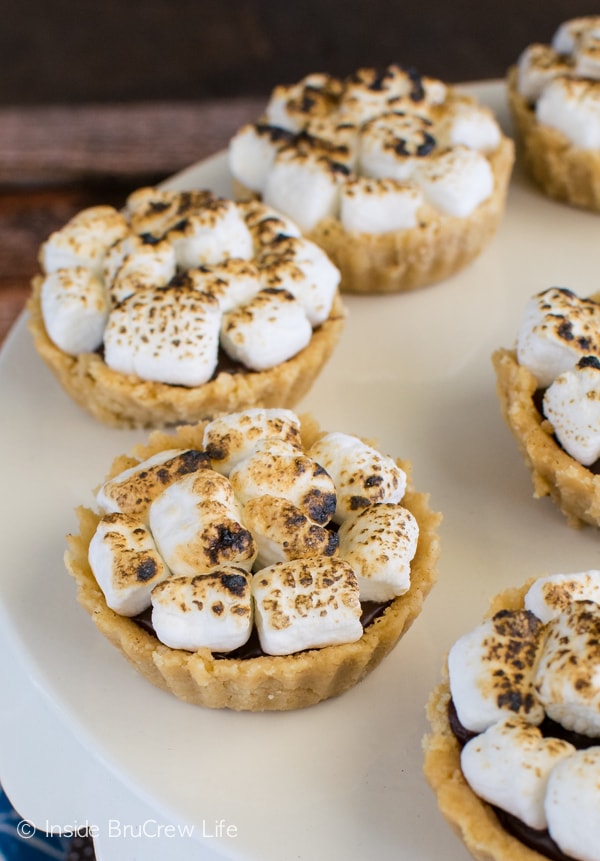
left=252, top=556, right=362, bottom=655
left=516, top=44, right=571, bottom=104
left=525, top=570, right=600, bottom=623
left=167, top=199, right=253, bottom=268
left=303, top=117, right=360, bottom=171
left=574, top=31, right=600, bottom=79
left=257, top=234, right=340, bottom=325
left=242, top=495, right=338, bottom=568
left=536, top=76, right=600, bottom=149
left=88, top=512, right=170, bottom=616
left=103, top=234, right=176, bottom=304
left=545, top=748, right=600, bottom=861
left=437, top=98, right=501, bottom=153
left=552, top=16, right=600, bottom=55
left=516, top=288, right=600, bottom=387
left=337, top=503, right=418, bottom=601
left=543, top=357, right=600, bottom=465
left=263, top=147, right=344, bottom=233
left=448, top=609, right=546, bottom=733
left=264, top=73, right=342, bottom=133
left=416, top=145, right=494, bottom=217
left=125, top=187, right=216, bottom=237
left=202, top=408, right=302, bottom=476
left=103, top=285, right=221, bottom=386
left=339, top=177, right=423, bottom=233
left=148, top=470, right=256, bottom=576
left=40, top=206, right=129, bottom=277
left=308, top=432, right=406, bottom=524
left=40, top=267, right=109, bottom=355
left=240, top=200, right=301, bottom=247
left=228, top=122, right=291, bottom=193
left=229, top=439, right=337, bottom=526
left=96, top=449, right=210, bottom=521
left=358, top=111, right=437, bottom=182
left=461, top=717, right=575, bottom=831
left=534, top=601, right=600, bottom=737
left=220, top=288, right=312, bottom=370
left=184, top=259, right=263, bottom=313
left=338, top=65, right=431, bottom=125
left=150, top=567, right=253, bottom=652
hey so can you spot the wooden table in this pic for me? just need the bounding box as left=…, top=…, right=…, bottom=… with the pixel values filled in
left=0, top=98, right=264, bottom=348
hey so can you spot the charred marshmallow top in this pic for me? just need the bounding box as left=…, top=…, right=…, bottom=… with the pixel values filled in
left=88, top=408, right=417, bottom=656
left=516, top=287, right=600, bottom=465
left=448, top=570, right=600, bottom=861
left=515, top=16, right=600, bottom=149
left=229, top=64, right=503, bottom=233
left=38, top=190, right=340, bottom=386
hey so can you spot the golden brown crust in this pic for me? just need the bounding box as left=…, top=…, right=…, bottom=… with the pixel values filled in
left=65, top=416, right=441, bottom=711
left=507, top=65, right=600, bottom=212
left=423, top=580, right=548, bottom=861
left=27, top=280, right=345, bottom=429
left=492, top=347, right=600, bottom=528
left=306, top=134, right=514, bottom=295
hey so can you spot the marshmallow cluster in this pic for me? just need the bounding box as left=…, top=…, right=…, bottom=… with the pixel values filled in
left=516, top=287, right=600, bottom=465
left=516, top=16, right=600, bottom=149
left=87, top=409, right=418, bottom=656
left=229, top=64, right=502, bottom=233
left=38, top=190, right=340, bottom=385
left=449, top=570, right=600, bottom=860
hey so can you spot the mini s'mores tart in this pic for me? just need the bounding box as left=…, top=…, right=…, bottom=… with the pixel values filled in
left=65, top=408, right=441, bottom=711
left=27, top=189, right=345, bottom=428
left=493, top=287, right=600, bottom=527
left=508, top=16, right=600, bottom=211
left=424, top=571, right=600, bottom=861
left=228, top=64, right=514, bottom=294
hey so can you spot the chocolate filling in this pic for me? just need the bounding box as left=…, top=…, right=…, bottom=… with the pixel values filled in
left=448, top=698, right=597, bottom=861
left=133, top=599, right=391, bottom=659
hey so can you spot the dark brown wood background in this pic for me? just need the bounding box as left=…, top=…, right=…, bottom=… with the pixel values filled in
left=0, top=1, right=595, bottom=346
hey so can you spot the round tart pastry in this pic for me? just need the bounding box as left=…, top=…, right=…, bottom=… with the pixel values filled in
left=65, top=408, right=441, bottom=711
left=228, top=64, right=514, bottom=294
left=424, top=570, right=600, bottom=861
left=27, top=188, right=345, bottom=428
left=493, top=286, right=600, bottom=527
left=508, top=16, right=600, bottom=211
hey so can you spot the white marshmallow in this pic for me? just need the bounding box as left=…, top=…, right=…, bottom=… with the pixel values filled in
left=103, top=234, right=176, bottom=305
left=461, top=717, right=575, bottom=831
left=337, top=503, right=418, bottom=601
left=516, top=44, right=570, bottom=104
left=40, top=267, right=109, bottom=355
left=536, top=76, right=600, bottom=150
left=252, top=556, right=362, bottom=655
left=88, top=512, right=170, bottom=616
left=516, top=288, right=600, bottom=387
left=416, top=145, right=494, bottom=217
left=96, top=449, right=210, bottom=521
left=242, top=495, right=339, bottom=569
left=525, top=570, right=600, bottom=623
left=103, top=285, right=221, bottom=387
left=308, top=432, right=406, bottom=524
left=545, top=747, right=600, bottom=861
left=447, top=610, right=546, bottom=733
left=220, top=288, right=312, bottom=371
left=438, top=98, right=501, bottom=153
left=257, top=234, right=340, bottom=326
left=150, top=567, right=253, bottom=652
left=167, top=199, right=253, bottom=268
left=148, top=470, right=256, bottom=576
left=229, top=438, right=337, bottom=526
left=552, top=16, right=600, bottom=55
left=202, top=408, right=302, bottom=476
left=40, top=206, right=129, bottom=277
left=263, top=147, right=344, bottom=233
left=228, top=122, right=290, bottom=193
left=574, top=31, right=600, bottom=79
left=339, top=177, right=423, bottom=233
left=358, top=111, right=437, bottom=182
left=184, top=259, right=263, bottom=313
left=543, top=358, right=600, bottom=465
left=534, top=601, right=600, bottom=737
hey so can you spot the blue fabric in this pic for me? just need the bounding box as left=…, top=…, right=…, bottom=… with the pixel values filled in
left=0, top=785, right=70, bottom=861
